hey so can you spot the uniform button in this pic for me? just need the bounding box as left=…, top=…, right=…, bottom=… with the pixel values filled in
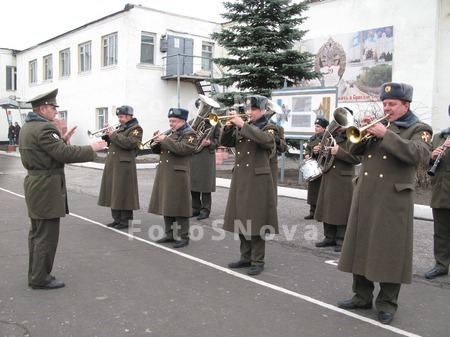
left=383, top=156, right=387, bottom=159
left=247, top=151, right=250, bottom=154
left=159, top=160, right=162, bottom=163
left=239, top=140, right=242, bottom=143
left=237, top=152, right=241, bottom=155
left=246, top=164, right=249, bottom=167
left=168, top=151, right=171, bottom=153
left=248, top=139, right=251, bottom=142
left=379, top=174, right=384, bottom=178
left=166, top=160, right=169, bottom=162
left=332, top=165, right=336, bottom=168
left=237, top=164, right=240, bottom=167
left=364, top=172, right=368, bottom=176
left=368, top=155, right=372, bottom=158
left=112, top=152, right=116, bottom=154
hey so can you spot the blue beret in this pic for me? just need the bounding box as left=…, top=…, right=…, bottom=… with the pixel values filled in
left=380, top=82, right=413, bottom=102
left=168, top=108, right=189, bottom=121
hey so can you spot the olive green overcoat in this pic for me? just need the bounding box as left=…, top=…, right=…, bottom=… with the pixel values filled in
left=19, top=113, right=94, bottom=219
left=220, top=119, right=278, bottom=236
left=148, top=126, right=197, bottom=217
left=314, top=133, right=361, bottom=225
left=97, top=119, right=142, bottom=210
left=430, top=132, right=450, bottom=209
left=338, top=121, right=432, bottom=284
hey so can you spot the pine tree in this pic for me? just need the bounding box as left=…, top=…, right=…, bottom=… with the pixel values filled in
left=211, top=0, right=319, bottom=104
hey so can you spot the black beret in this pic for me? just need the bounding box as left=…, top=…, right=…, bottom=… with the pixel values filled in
left=26, top=88, right=59, bottom=108
left=245, top=95, right=268, bottom=110
left=380, top=82, right=413, bottom=102
left=314, top=117, right=329, bottom=128
left=168, top=108, right=189, bottom=121
left=116, top=105, right=134, bottom=116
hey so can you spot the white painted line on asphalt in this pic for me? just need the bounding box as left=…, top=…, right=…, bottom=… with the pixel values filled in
left=0, top=187, right=422, bottom=337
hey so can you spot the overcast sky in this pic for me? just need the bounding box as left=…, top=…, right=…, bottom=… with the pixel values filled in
left=1, top=0, right=226, bottom=50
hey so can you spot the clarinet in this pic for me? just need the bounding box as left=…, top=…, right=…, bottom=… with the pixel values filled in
left=427, top=135, right=450, bottom=176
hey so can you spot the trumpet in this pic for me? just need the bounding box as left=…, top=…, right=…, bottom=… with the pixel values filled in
left=87, top=123, right=120, bottom=138
left=208, top=113, right=249, bottom=126
left=138, top=128, right=172, bottom=150
left=346, top=115, right=390, bottom=143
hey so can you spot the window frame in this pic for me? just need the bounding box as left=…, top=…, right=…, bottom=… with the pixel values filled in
left=6, top=66, right=17, bottom=90
left=102, top=33, right=118, bottom=67
left=59, top=48, right=71, bottom=78
left=140, top=32, right=156, bottom=64
left=201, top=42, right=214, bottom=71
left=79, top=41, right=92, bottom=73
left=29, top=59, right=37, bottom=84
left=43, top=54, right=53, bottom=81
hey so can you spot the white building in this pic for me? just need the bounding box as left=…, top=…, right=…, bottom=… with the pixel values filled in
left=1, top=0, right=449, bottom=144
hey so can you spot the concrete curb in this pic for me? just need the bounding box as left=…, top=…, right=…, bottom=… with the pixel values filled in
left=1, top=150, right=433, bottom=221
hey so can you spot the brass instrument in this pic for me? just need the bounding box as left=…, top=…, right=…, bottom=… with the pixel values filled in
left=193, top=94, right=220, bottom=153
left=87, top=123, right=120, bottom=138
left=316, top=107, right=354, bottom=173
left=266, top=99, right=283, bottom=119
left=138, top=128, right=172, bottom=150
left=346, top=115, right=390, bottom=143
left=208, top=113, right=249, bottom=126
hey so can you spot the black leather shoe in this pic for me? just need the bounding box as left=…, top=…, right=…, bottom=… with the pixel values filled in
left=156, top=236, right=175, bottom=243
left=334, top=245, right=342, bottom=252
left=106, top=221, right=118, bottom=227
left=173, top=241, right=189, bottom=249
left=425, top=267, right=448, bottom=279
left=378, top=311, right=394, bottom=325
left=114, top=223, right=129, bottom=229
left=197, top=213, right=209, bottom=220
left=247, top=265, right=264, bottom=276
left=315, top=240, right=336, bottom=248
left=304, top=215, right=314, bottom=220
left=337, top=299, right=372, bottom=310
left=31, top=279, right=65, bottom=290
left=228, top=260, right=251, bottom=269
left=191, top=212, right=200, bottom=218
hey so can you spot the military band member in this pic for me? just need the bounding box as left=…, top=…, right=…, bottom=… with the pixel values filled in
left=220, top=95, right=278, bottom=276
left=303, top=117, right=329, bottom=219
left=314, top=108, right=361, bottom=252
left=337, top=82, right=433, bottom=325
left=19, top=89, right=106, bottom=289
left=424, top=124, right=450, bottom=279
left=190, top=98, right=221, bottom=220
left=98, top=105, right=143, bottom=229
left=149, top=108, right=197, bottom=248
left=266, top=120, right=288, bottom=201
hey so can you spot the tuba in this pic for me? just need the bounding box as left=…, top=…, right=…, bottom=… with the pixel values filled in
left=316, top=107, right=354, bottom=173
left=266, top=99, right=283, bottom=119
left=192, top=94, right=220, bottom=153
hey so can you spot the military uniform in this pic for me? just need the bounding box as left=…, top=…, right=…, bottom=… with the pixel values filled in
left=149, top=108, right=197, bottom=247
left=314, top=130, right=361, bottom=250
left=266, top=121, right=288, bottom=202
left=425, top=127, right=450, bottom=278
left=337, top=82, right=433, bottom=323
left=220, top=95, right=278, bottom=275
left=190, top=120, right=221, bottom=219
left=98, top=105, right=143, bottom=229
left=19, top=89, right=96, bottom=288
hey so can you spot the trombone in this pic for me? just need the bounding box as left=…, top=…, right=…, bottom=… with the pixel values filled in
left=87, top=123, right=120, bottom=138
left=208, top=113, right=249, bottom=126
left=346, top=115, right=390, bottom=143
left=138, top=128, right=172, bottom=150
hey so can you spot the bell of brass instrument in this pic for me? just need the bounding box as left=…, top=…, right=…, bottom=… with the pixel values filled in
left=192, top=94, right=220, bottom=153
left=138, top=128, right=172, bottom=150
left=266, top=99, right=283, bottom=119
left=316, top=107, right=355, bottom=173
left=346, top=114, right=390, bottom=143
left=208, top=113, right=249, bottom=126
left=87, top=123, right=120, bottom=138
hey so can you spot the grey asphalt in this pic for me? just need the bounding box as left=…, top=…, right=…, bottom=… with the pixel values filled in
left=0, top=151, right=449, bottom=337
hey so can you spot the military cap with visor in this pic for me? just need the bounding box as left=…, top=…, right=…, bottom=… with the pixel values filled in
left=26, top=88, right=59, bottom=108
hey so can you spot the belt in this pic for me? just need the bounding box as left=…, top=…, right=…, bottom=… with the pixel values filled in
left=27, top=168, right=65, bottom=176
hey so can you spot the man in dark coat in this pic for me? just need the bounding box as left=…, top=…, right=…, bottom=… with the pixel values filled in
left=303, top=117, right=328, bottom=219
left=98, top=105, right=143, bottom=230
left=424, top=124, right=450, bottom=279
left=14, top=122, right=21, bottom=145
left=337, top=82, right=433, bottom=325
left=149, top=108, right=197, bottom=248
left=314, top=113, right=361, bottom=252
left=190, top=98, right=221, bottom=220
left=19, top=88, right=106, bottom=289
left=220, top=95, right=278, bottom=276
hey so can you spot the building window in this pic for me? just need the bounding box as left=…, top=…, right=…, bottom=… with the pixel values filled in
left=29, top=60, right=37, bottom=84
left=79, top=41, right=92, bottom=72
left=60, top=49, right=71, bottom=77
left=43, top=54, right=53, bottom=80
left=96, top=107, right=108, bottom=130
left=102, top=33, right=118, bottom=67
left=202, top=42, right=213, bottom=71
left=6, top=66, right=17, bottom=90
left=141, top=32, right=155, bottom=64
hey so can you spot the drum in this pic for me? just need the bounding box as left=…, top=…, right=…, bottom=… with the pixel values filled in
left=300, top=158, right=322, bottom=182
